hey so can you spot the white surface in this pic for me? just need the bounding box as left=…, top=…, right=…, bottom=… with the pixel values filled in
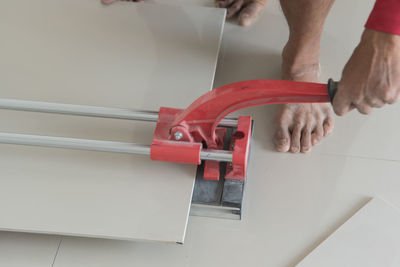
left=296, top=198, right=400, bottom=267
left=0, top=0, right=225, bottom=243
left=53, top=0, right=400, bottom=267
left=3, top=0, right=400, bottom=266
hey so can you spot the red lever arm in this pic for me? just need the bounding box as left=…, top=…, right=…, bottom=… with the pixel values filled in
left=170, top=79, right=331, bottom=149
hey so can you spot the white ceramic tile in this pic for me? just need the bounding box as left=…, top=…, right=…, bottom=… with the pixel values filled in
left=0, top=232, right=60, bottom=267
left=0, top=0, right=225, bottom=243
left=296, top=198, right=400, bottom=267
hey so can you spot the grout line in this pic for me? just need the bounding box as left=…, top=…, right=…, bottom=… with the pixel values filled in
left=316, top=151, right=400, bottom=163
left=51, top=237, right=63, bottom=267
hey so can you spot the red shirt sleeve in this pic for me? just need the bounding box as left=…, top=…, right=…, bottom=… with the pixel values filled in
left=365, top=0, right=400, bottom=35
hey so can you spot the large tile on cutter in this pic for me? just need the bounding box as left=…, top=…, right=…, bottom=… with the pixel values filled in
left=0, top=0, right=225, bottom=243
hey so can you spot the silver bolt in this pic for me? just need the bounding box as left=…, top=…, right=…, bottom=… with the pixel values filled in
left=174, top=131, right=183, bottom=140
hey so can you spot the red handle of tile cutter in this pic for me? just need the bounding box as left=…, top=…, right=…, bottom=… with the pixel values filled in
left=170, top=79, right=337, bottom=147
left=327, top=79, right=338, bottom=102
left=151, top=79, right=338, bottom=181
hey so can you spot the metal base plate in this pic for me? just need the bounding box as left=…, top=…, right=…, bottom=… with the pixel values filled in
left=190, top=120, right=254, bottom=220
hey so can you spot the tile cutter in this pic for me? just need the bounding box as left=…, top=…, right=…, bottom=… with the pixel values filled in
left=0, top=79, right=338, bottom=220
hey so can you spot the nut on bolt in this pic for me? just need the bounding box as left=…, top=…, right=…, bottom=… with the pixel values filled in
left=174, top=131, right=183, bottom=140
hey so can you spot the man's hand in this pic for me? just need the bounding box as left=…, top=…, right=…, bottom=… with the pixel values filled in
left=216, top=0, right=267, bottom=26
left=101, top=0, right=141, bottom=4
left=333, top=29, right=400, bottom=115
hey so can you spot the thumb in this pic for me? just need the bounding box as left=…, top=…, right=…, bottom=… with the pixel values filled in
left=332, top=81, right=353, bottom=116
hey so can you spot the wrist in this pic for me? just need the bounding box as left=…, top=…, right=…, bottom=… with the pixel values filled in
left=362, top=29, right=400, bottom=49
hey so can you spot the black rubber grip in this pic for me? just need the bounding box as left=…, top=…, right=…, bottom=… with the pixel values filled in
left=327, top=78, right=338, bottom=103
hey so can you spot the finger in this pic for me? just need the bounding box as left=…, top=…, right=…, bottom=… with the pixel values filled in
left=290, top=123, right=302, bottom=153
left=216, top=0, right=235, bottom=8
left=332, top=83, right=353, bottom=116
left=355, top=102, right=373, bottom=115
left=274, top=127, right=291, bottom=152
left=238, top=1, right=265, bottom=26
left=311, top=123, right=324, bottom=145
left=300, top=126, right=312, bottom=153
left=383, top=90, right=400, bottom=104
left=227, top=0, right=244, bottom=18
left=323, top=117, right=334, bottom=136
left=365, top=97, right=385, bottom=108
left=102, top=0, right=117, bottom=4
left=102, top=0, right=137, bottom=3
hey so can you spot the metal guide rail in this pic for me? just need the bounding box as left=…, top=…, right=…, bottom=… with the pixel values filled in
left=0, top=98, right=234, bottom=162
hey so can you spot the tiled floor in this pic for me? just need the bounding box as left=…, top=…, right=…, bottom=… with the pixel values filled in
left=0, top=232, right=60, bottom=267
left=2, top=0, right=400, bottom=266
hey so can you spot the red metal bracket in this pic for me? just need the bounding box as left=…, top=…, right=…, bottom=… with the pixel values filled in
left=151, top=79, right=330, bottom=181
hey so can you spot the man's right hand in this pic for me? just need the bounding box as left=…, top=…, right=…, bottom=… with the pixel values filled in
left=333, top=29, right=400, bottom=116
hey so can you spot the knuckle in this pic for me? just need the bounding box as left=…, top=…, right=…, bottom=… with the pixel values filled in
left=366, top=97, right=382, bottom=107
left=381, top=88, right=396, bottom=103
left=352, top=90, right=364, bottom=103
left=357, top=106, right=372, bottom=115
